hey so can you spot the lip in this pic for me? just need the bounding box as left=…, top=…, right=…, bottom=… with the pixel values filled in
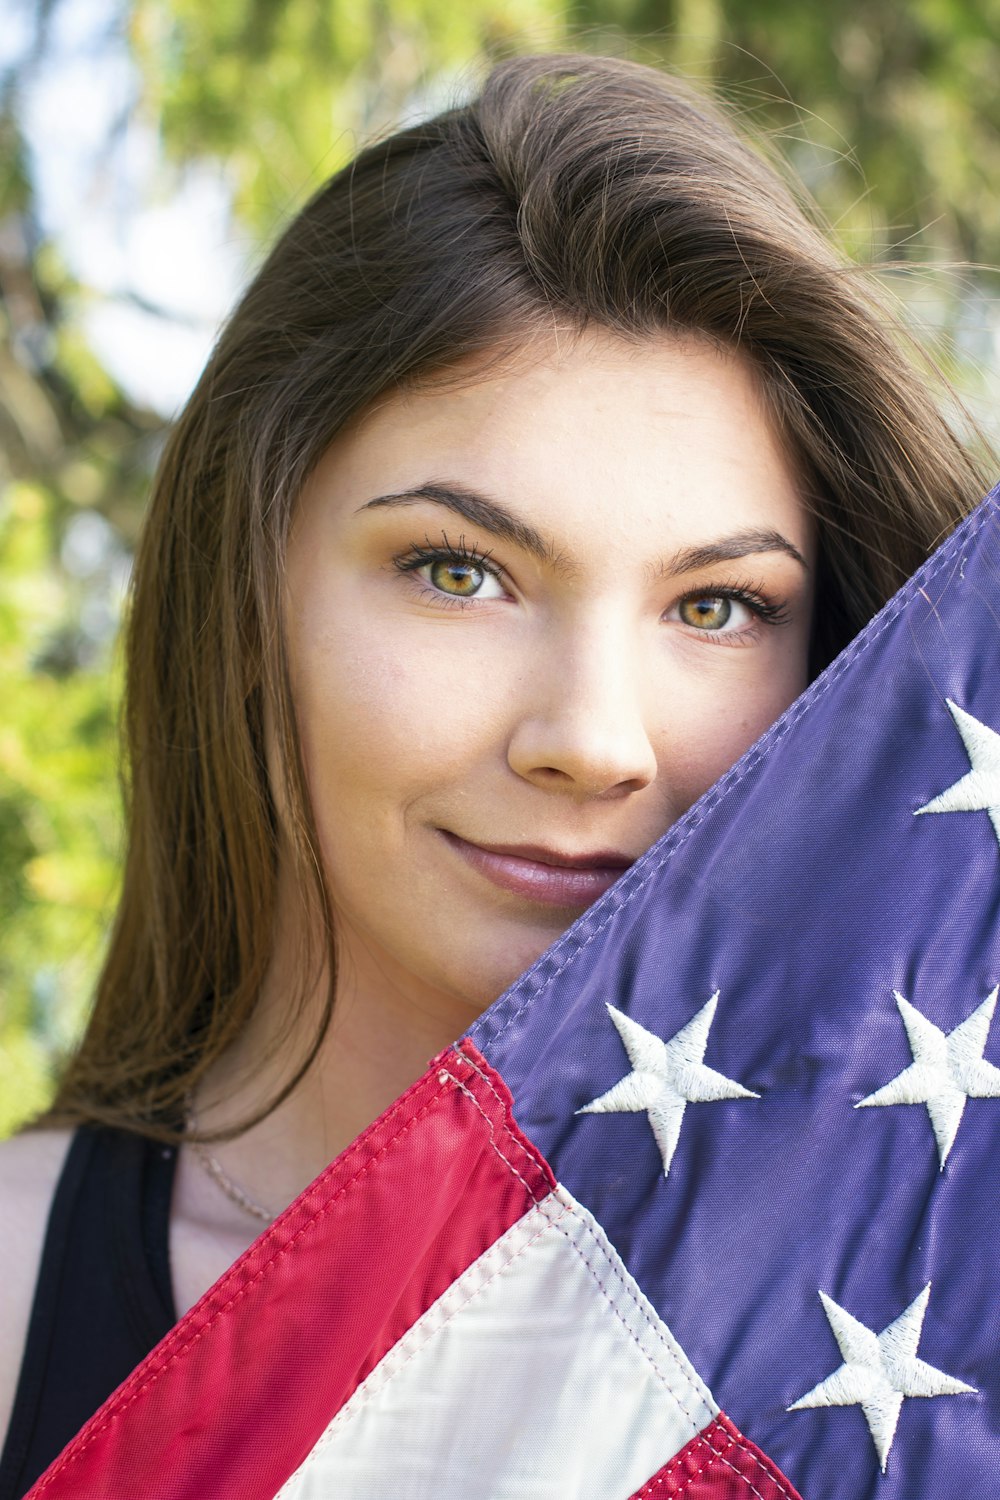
left=441, top=831, right=634, bottom=907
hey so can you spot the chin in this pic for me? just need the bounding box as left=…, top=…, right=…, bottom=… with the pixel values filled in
left=444, top=928, right=570, bottom=1016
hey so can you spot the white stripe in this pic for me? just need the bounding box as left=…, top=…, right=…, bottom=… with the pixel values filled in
left=276, top=1186, right=717, bottom=1499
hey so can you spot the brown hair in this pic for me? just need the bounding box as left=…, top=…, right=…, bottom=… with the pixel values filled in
left=47, top=53, right=989, bottom=1139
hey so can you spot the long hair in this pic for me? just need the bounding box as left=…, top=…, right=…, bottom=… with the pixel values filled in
left=47, top=53, right=989, bottom=1139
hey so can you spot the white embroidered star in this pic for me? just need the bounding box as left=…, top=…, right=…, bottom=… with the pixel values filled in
left=788, top=1285, right=974, bottom=1472
left=855, top=987, right=1000, bottom=1167
left=915, top=699, right=1000, bottom=848
left=577, top=995, right=758, bottom=1177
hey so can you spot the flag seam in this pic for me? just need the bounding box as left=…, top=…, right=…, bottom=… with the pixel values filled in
left=31, top=1073, right=457, bottom=1492
left=279, top=1190, right=717, bottom=1494
left=706, top=1414, right=800, bottom=1500
left=272, top=1201, right=573, bottom=1487
left=639, top=1421, right=739, bottom=1498
left=451, top=1048, right=717, bottom=1427
left=635, top=1414, right=797, bottom=1500
left=441, top=1069, right=714, bottom=1419
left=423, top=1054, right=719, bottom=1429
left=547, top=1196, right=716, bottom=1429
left=439, top=1065, right=551, bottom=1204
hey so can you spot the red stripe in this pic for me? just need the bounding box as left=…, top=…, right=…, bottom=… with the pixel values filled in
left=630, top=1414, right=802, bottom=1500
left=28, top=1042, right=553, bottom=1500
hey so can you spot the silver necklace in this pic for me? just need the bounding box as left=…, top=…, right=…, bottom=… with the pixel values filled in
left=185, top=1101, right=276, bottom=1225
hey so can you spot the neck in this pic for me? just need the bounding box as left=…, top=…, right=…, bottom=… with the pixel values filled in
left=191, top=901, right=482, bottom=1216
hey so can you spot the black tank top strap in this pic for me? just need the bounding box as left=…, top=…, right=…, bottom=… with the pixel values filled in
left=0, top=1126, right=178, bottom=1500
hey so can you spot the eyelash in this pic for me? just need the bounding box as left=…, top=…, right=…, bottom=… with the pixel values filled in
left=392, top=536, right=507, bottom=605
left=691, top=579, right=791, bottom=636
left=392, top=540, right=790, bottom=636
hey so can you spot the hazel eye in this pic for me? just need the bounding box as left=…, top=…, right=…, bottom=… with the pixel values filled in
left=430, top=559, right=480, bottom=595
left=679, top=595, right=742, bottom=631
left=424, top=558, right=504, bottom=599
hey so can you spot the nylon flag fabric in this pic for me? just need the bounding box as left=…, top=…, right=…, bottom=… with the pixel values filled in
left=25, top=483, right=1000, bottom=1499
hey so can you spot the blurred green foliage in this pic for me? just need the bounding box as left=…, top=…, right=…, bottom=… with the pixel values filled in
left=131, top=0, right=566, bottom=230
left=3, top=0, right=1000, bottom=1135
left=0, top=480, right=122, bottom=1134
left=131, top=0, right=1000, bottom=263
left=0, top=58, right=161, bottom=1132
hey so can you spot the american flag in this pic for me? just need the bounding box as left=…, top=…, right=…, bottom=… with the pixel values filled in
left=27, top=484, right=1000, bottom=1498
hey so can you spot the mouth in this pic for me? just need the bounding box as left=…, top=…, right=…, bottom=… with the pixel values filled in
left=439, top=831, right=635, bottom=908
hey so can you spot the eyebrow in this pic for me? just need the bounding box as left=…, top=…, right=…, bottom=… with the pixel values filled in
left=662, top=528, right=809, bottom=575
left=358, top=483, right=560, bottom=566
left=358, top=483, right=808, bottom=575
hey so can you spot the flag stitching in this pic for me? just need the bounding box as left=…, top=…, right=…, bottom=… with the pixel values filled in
left=440, top=1068, right=716, bottom=1416
left=549, top=1200, right=715, bottom=1425
left=633, top=1423, right=735, bottom=1498
left=439, top=1066, right=551, bottom=1204
left=853, top=985, right=1000, bottom=1168
left=480, top=493, right=999, bottom=1051
left=273, top=1202, right=573, bottom=1485
left=635, top=1416, right=797, bottom=1500
left=668, top=1433, right=745, bottom=1500
left=455, top=1042, right=561, bottom=1186
left=440, top=1068, right=716, bottom=1427
left=32, top=1074, right=457, bottom=1491
left=458, top=1039, right=533, bottom=1119
left=913, top=698, right=1000, bottom=843
left=279, top=1191, right=717, bottom=1493
left=682, top=1436, right=793, bottom=1500
left=456, top=1030, right=799, bottom=1491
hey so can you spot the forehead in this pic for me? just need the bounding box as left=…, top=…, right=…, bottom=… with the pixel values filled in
left=303, top=328, right=810, bottom=560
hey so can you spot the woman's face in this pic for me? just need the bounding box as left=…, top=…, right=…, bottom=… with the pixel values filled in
left=283, top=330, right=815, bottom=1022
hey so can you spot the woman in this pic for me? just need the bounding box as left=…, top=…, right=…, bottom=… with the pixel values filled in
left=0, top=51, right=989, bottom=1496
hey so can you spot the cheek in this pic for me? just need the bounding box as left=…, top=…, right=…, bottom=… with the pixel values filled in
left=287, top=616, right=503, bottom=837
left=657, top=644, right=809, bottom=808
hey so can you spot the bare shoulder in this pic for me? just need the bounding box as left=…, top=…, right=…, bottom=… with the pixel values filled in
left=0, top=1129, right=74, bottom=1444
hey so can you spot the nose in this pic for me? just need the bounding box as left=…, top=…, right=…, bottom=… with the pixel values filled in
left=506, top=622, right=658, bottom=799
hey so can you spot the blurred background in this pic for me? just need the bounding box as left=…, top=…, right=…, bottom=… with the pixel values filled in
left=3, top=0, right=1000, bottom=1135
